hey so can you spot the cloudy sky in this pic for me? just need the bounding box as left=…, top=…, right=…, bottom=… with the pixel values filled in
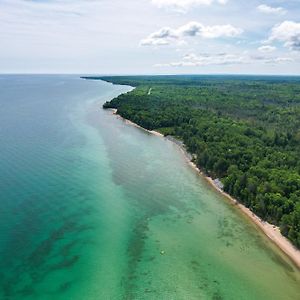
left=1, top=0, right=300, bottom=74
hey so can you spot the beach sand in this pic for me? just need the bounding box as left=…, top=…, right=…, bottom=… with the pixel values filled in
left=190, top=161, right=300, bottom=270
left=111, top=108, right=164, bottom=137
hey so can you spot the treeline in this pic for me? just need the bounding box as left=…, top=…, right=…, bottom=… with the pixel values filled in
left=99, top=75, right=300, bottom=248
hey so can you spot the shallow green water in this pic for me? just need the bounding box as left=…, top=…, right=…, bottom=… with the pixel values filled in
left=0, top=75, right=299, bottom=299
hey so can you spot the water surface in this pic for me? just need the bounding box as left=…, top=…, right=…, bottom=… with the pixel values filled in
left=0, top=75, right=299, bottom=299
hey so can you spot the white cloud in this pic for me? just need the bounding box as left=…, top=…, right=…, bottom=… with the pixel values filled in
left=258, top=45, right=276, bottom=53
left=155, top=52, right=246, bottom=67
left=257, top=4, right=286, bottom=15
left=155, top=52, right=293, bottom=67
left=269, top=21, right=300, bottom=51
left=140, top=27, right=177, bottom=45
left=265, top=57, right=293, bottom=64
left=178, top=22, right=242, bottom=38
left=151, top=0, right=228, bottom=11
left=140, top=21, right=242, bottom=46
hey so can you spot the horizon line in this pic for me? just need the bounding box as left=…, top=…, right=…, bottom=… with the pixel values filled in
left=1, top=73, right=300, bottom=77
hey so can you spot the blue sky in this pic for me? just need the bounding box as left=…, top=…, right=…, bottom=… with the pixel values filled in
left=0, top=0, right=300, bottom=74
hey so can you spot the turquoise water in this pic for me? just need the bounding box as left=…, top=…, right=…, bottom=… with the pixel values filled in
left=0, top=75, right=299, bottom=299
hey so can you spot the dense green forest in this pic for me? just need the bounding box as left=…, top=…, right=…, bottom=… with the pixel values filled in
left=87, top=75, right=300, bottom=248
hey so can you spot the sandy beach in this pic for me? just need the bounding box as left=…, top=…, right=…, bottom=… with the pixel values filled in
left=189, top=161, right=300, bottom=270
left=111, top=108, right=164, bottom=137
left=109, top=108, right=300, bottom=269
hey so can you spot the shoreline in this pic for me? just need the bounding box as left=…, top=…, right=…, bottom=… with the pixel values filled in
left=110, top=108, right=164, bottom=138
left=107, top=107, right=300, bottom=269
left=189, top=161, right=300, bottom=270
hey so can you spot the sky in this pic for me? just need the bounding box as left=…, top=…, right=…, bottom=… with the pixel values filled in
left=1, top=0, right=300, bottom=74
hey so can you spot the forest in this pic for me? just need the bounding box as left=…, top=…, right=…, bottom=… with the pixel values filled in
left=86, top=75, right=300, bottom=249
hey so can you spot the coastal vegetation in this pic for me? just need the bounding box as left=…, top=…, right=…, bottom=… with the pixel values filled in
left=91, top=75, right=300, bottom=249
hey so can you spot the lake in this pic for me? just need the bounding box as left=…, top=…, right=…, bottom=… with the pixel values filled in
left=0, top=75, right=299, bottom=299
